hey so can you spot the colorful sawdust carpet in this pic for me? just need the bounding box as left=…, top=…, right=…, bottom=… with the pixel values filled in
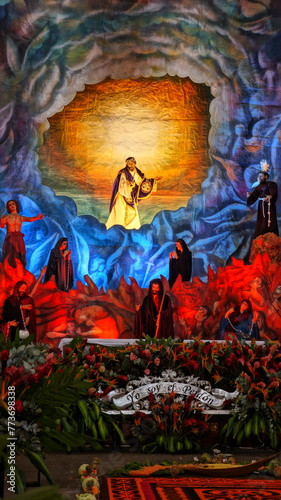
left=106, top=476, right=281, bottom=500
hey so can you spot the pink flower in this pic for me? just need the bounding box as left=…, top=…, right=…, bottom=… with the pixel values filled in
left=144, top=369, right=150, bottom=375
left=130, top=353, right=138, bottom=361
left=46, top=352, right=55, bottom=362
left=154, top=357, right=160, bottom=366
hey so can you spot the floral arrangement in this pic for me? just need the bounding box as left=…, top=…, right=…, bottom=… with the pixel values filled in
left=222, top=342, right=281, bottom=448
left=1, top=334, right=281, bottom=493
left=0, top=335, right=122, bottom=493
left=132, top=392, right=209, bottom=453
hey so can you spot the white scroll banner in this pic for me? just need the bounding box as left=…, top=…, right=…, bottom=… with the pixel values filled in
left=112, top=381, right=238, bottom=410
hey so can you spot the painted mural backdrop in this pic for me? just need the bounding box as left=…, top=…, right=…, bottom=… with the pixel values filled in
left=0, top=0, right=281, bottom=341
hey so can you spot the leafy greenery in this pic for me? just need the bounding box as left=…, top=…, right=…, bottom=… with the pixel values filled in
left=0, top=334, right=124, bottom=493
left=132, top=392, right=209, bottom=453
left=1, top=334, right=281, bottom=493
left=222, top=368, right=281, bottom=448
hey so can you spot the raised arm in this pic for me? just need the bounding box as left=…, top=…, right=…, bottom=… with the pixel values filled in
left=22, top=213, right=44, bottom=222
left=246, top=187, right=259, bottom=206
left=30, top=266, right=47, bottom=297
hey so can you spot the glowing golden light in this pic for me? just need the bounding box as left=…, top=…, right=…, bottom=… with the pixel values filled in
left=39, top=77, right=210, bottom=224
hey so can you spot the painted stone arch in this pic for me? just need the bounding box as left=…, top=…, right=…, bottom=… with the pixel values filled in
left=0, top=0, right=281, bottom=287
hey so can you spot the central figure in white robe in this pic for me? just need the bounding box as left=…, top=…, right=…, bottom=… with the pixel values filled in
left=106, top=157, right=162, bottom=230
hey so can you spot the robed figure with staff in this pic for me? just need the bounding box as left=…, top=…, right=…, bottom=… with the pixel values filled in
left=134, top=278, right=174, bottom=338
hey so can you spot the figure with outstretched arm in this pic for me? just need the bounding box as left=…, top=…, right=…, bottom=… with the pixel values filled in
left=0, top=199, right=44, bottom=268
left=106, top=157, right=162, bottom=230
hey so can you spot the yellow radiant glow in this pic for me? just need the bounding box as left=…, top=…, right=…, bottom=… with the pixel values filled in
left=76, top=102, right=163, bottom=179
left=40, top=77, right=210, bottom=224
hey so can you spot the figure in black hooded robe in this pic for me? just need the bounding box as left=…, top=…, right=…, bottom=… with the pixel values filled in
left=169, top=238, right=192, bottom=288
left=134, top=278, right=174, bottom=338
left=44, top=237, right=74, bottom=291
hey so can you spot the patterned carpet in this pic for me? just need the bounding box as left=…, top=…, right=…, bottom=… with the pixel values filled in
left=106, top=476, right=281, bottom=500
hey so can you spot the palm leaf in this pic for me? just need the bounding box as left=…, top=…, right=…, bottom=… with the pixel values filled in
left=24, top=449, right=54, bottom=485
left=106, top=416, right=125, bottom=444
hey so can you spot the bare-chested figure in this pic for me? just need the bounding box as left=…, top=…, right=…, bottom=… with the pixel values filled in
left=0, top=199, right=44, bottom=268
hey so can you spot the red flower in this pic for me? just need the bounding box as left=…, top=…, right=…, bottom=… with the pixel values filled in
left=196, top=420, right=208, bottom=430
left=202, top=344, right=211, bottom=354
left=177, top=355, right=186, bottom=362
left=118, top=375, right=128, bottom=382
left=4, top=365, right=25, bottom=384
left=141, top=349, right=151, bottom=359
left=185, top=394, right=195, bottom=408
left=183, top=418, right=197, bottom=427
left=103, top=386, right=113, bottom=396
left=28, top=374, right=39, bottom=383
left=14, top=400, right=24, bottom=413
left=134, top=411, right=147, bottom=425
left=189, top=361, right=199, bottom=370
left=225, top=353, right=237, bottom=366
left=190, top=352, right=199, bottom=359
left=148, top=392, right=155, bottom=404
left=0, top=350, right=9, bottom=361
left=159, top=421, right=165, bottom=431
